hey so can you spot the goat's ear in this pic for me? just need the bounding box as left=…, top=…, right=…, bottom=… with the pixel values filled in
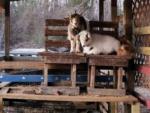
left=88, top=32, right=91, bottom=39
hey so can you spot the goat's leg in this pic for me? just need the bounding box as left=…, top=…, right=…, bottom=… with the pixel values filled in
left=70, top=39, right=76, bottom=53
left=75, top=37, right=81, bottom=53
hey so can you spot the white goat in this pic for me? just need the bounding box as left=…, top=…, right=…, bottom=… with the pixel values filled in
left=78, top=30, right=121, bottom=55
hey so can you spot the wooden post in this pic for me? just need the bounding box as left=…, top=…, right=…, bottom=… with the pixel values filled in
left=71, top=64, right=76, bottom=88
left=90, top=65, right=96, bottom=88
left=117, top=68, right=123, bottom=89
left=110, top=103, right=118, bottom=113
left=44, top=63, right=48, bottom=86
left=0, top=0, right=4, bottom=14
left=4, top=0, right=10, bottom=58
left=87, top=65, right=91, bottom=86
left=111, top=0, right=117, bottom=22
left=131, top=103, right=140, bottom=113
left=124, top=0, right=133, bottom=41
left=0, top=97, right=3, bottom=113
left=99, top=0, right=104, bottom=21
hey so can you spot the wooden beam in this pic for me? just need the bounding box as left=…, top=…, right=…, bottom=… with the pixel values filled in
left=88, top=88, right=126, bottom=96
left=139, top=47, right=150, bottom=56
left=0, top=94, right=138, bottom=102
left=134, top=26, right=150, bottom=35
left=0, top=61, right=44, bottom=69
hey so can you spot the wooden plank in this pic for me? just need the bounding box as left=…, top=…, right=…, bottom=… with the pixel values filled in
left=0, top=61, right=74, bottom=70
left=0, top=82, right=10, bottom=88
left=45, top=40, right=70, bottom=48
left=90, top=66, right=96, bottom=88
left=139, top=47, right=150, bottom=56
left=0, top=87, right=9, bottom=94
left=39, top=52, right=85, bottom=57
left=45, top=57, right=86, bottom=64
left=71, top=64, right=77, bottom=87
left=40, top=52, right=86, bottom=64
left=0, top=94, right=138, bottom=102
left=134, top=26, right=150, bottom=35
left=16, top=86, right=79, bottom=95
left=89, top=58, right=128, bottom=67
left=45, top=29, right=67, bottom=36
left=36, top=86, right=79, bottom=95
left=87, top=88, right=126, bottom=96
left=46, top=19, right=68, bottom=26
left=131, top=103, right=140, bottom=113
left=0, top=61, right=44, bottom=69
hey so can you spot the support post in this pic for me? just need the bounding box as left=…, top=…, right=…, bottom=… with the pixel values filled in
left=71, top=64, right=77, bottom=88
left=0, top=97, right=3, bottom=113
left=124, top=0, right=133, bottom=41
left=4, top=0, right=10, bottom=59
left=99, top=0, right=104, bottom=21
left=111, top=0, right=117, bottom=22
left=90, top=65, right=96, bottom=88
left=44, top=63, right=48, bottom=86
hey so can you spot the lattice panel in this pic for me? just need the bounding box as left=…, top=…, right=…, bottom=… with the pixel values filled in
left=134, top=35, right=150, bottom=47
left=135, top=72, right=150, bottom=88
left=132, top=0, right=150, bottom=27
left=133, top=0, right=150, bottom=88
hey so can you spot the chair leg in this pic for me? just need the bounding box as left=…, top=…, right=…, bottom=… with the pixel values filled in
left=71, top=64, right=77, bottom=88
left=90, top=65, right=96, bottom=88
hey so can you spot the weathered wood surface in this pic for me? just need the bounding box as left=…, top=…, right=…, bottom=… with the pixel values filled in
left=40, top=52, right=86, bottom=64
left=6, top=86, right=79, bottom=96
left=0, top=82, right=10, bottom=88
left=87, top=88, right=125, bottom=96
left=89, top=65, right=96, bottom=88
left=88, top=55, right=131, bottom=67
left=46, top=19, right=68, bottom=26
left=0, top=61, right=44, bottom=69
left=139, top=47, right=150, bottom=56
left=45, top=29, right=67, bottom=36
left=45, top=40, right=70, bottom=48
left=0, top=61, right=73, bottom=70
left=134, top=26, right=150, bottom=35
left=0, top=93, right=137, bottom=103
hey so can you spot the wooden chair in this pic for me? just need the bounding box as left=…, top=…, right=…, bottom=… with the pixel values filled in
left=39, top=19, right=86, bottom=95
left=87, top=21, right=132, bottom=96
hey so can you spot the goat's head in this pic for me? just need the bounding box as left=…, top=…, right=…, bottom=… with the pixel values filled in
left=78, top=30, right=92, bottom=47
